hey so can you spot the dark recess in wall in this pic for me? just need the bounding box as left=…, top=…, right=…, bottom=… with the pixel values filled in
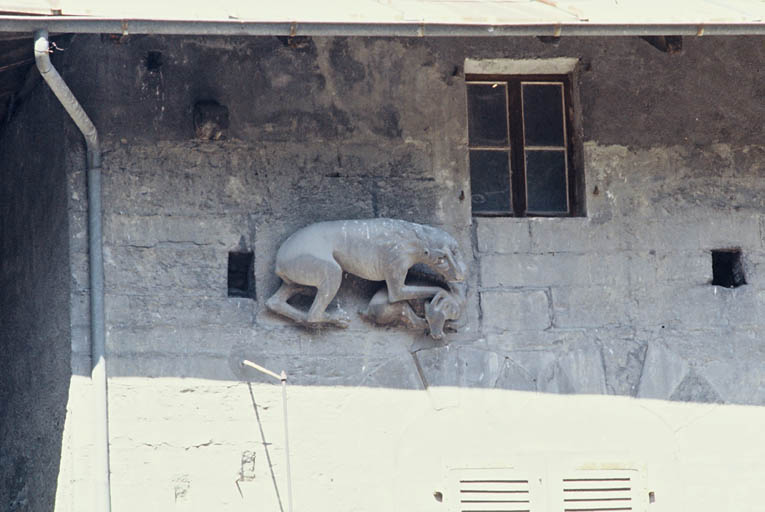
left=228, top=251, right=256, bottom=299
left=712, top=248, right=746, bottom=288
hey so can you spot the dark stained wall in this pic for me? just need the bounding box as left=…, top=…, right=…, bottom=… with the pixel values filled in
left=0, top=68, right=72, bottom=510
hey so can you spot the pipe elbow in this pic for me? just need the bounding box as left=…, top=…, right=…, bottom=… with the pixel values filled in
left=33, top=29, right=52, bottom=74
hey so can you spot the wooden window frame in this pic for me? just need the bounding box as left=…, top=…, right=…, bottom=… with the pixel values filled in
left=467, top=73, right=583, bottom=217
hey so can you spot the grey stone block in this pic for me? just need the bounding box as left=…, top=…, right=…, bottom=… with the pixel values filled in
left=104, top=214, right=246, bottom=249
left=742, top=249, right=765, bottom=284
left=102, top=143, right=269, bottom=215
left=362, top=355, right=424, bottom=389
left=698, top=355, right=765, bottom=406
left=287, top=355, right=396, bottom=387
left=494, top=357, right=537, bottom=391
left=670, top=369, right=723, bottom=403
left=529, top=217, right=629, bottom=253
left=551, top=286, right=629, bottom=328
left=106, top=325, right=248, bottom=356
left=103, top=245, right=225, bottom=296
left=413, top=344, right=460, bottom=388
left=625, top=250, right=710, bottom=291
left=414, top=345, right=501, bottom=388
left=109, top=353, right=235, bottom=380
left=637, top=342, right=689, bottom=400
left=481, top=289, right=551, bottom=332
left=480, top=252, right=628, bottom=288
left=456, top=347, right=502, bottom=387
left=725, top=286, right=761, bottom=328
left=485, top=328, right=590, bottom=352
left=291, top=328, right=422, bottom=358
left=500, top=343, right=606, bottom=394
left=105, top=294, right=255, bottom=329
left=629, top=286, right=679, bottom=328
left=553, top=343, right=607, bottom=394
left=633, top=214, right=761, bottom=252
left=597, top=336, right=648, bottom=396
left=475, top=218, right=531, bottom=253
left=335, top=142, right=434, bottom=181
left=632, top=284, right=758, bottom=329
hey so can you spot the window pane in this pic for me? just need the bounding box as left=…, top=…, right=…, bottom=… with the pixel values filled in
left=522, top=82, right=565, bottom=147
left=467, top=83, right=509, bottom=147
left=525, top=150, right=568, bottom=214
left=470, top=150, right=511, bottom=214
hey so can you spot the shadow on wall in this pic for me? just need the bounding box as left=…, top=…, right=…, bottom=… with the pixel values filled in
left=0, top=64, right=72, bottom=511
left=226, top=327, right=761, bottom=406
left=96, top=275, right=764, bottom=408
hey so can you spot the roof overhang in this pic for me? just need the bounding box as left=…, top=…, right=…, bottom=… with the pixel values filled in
left=1, top=0, right=765, bottom=36
left=3, top=18, right=765, bottom=37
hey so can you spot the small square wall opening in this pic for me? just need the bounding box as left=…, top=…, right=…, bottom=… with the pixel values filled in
left=712, top=248, right=746, bottom=288
left=145, top=50, right=163, bottom=72
left=228, top=251, right=255, bottom=299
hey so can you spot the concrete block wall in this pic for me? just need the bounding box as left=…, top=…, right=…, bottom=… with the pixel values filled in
left=14, top=33, right=765, bottom=510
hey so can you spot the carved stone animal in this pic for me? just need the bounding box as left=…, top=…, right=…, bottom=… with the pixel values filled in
left=266, top=218, right=466, bottom=327
left=424, top=287, right=463, bottom=339
left=361, top=282, right=464, bottom=339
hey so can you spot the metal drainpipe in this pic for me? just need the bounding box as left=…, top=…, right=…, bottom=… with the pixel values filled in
left=34, top=30, right=111, bottom=512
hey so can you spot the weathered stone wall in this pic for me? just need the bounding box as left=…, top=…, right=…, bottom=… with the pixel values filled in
left=57, top=34, right=765, bottom=399
left=0, top=70, right=72, bottom=510
left=47, top=34, right=765, bottom=510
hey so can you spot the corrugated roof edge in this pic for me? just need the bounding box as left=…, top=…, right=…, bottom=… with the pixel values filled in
left=0, top=16, right=764, bottom=36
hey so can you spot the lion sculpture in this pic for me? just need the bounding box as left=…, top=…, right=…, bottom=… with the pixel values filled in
left=266, top=218, right=467, bottom=332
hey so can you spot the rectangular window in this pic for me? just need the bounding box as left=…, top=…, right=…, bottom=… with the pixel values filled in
left=467, top=74, right=582, bottom=217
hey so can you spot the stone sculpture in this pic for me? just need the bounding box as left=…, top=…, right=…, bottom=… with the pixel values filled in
left=266, top=218, right=467, bottom=336
left=360, top=280, right=465, bottom=339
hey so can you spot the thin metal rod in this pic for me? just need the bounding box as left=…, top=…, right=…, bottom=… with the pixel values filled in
left=7, top=17, right=765, bottom=36
left=242, top=360, right=294, bottom=512
left=242, top=359, right=282, bottom=381
left=34, top=29, right=110, bottom=512
left=281, top=372, right=293, bottom=512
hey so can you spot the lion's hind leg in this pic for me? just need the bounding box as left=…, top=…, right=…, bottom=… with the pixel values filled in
left=305, top=259, right=349, bottom=328
left=266, top=281, right=313, bottom=324
left=268, top=255, right=349, bottom=328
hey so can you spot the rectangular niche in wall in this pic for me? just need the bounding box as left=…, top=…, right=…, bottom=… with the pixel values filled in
left=711, top=248, right=745, bottom=288
left=228, top=251, right=255, bottom=299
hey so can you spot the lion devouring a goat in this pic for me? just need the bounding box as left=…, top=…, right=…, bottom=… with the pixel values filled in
left=266, top=218, right=467, bottom=338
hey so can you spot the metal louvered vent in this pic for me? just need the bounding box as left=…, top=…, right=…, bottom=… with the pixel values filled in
left=562, top=475, right=633, bottom=512
left=459, top=477, right=532, bottom=512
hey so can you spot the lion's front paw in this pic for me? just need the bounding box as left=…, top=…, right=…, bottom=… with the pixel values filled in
left=328, top=312, right=351, bottom=328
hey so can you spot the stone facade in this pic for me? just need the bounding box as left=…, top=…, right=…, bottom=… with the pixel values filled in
left=1, top=33, right=764, bottom=511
